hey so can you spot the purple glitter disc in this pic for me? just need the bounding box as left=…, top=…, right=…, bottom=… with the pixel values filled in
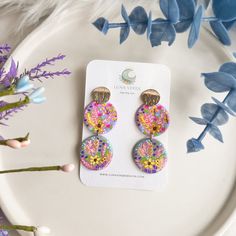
left=84, top=101, right=117, bottom=135
left=133, top=138, right=167, bottom=174
left=136, top=104, right=169, bottom=137
left=80, top=135, right=112, bottom=170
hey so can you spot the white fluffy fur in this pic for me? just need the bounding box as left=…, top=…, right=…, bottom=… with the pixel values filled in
left=0, top=0, right=158, bottom=33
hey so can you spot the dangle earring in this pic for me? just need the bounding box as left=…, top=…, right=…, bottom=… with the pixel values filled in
left=80, top=87, right=117, bottom=170
left=133, top=89, right=170, bottom=174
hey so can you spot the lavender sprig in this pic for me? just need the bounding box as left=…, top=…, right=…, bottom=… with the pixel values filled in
left=0, top=44, right=11, bottom=54
left=0, top=49, right=70, bottom=127
left=0, top=68, right=5, bottom=80
left=0, top=101, right=25, bottom=125
left=0, top=55, right=8, bottom=66
left=0, top=215, right=9, bottom=236
left=29, top=54, right=66, bottom=74
left=30, top=69, right=71, bottom=81
left=0, top=59, right=18, bottom=88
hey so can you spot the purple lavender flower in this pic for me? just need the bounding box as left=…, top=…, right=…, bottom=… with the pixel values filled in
left=28, top=54, right=71, bottom=81
left=0, top=48, right=70, bottom=126
left=0, top=230, right=8, bottom=236
left=0, top=68, right=5, bottom=80
left=0, top=44, right=11, bottom=54
left=0, top=216, right=8, bottom=236
left=29, top=54, right=66, bottom=74
left=0, top=59, right=18, bottom=88
left=0, top=55, right=8, bottom=65
left=0, top=101, right=25, bottom=125
left=30, top=69, right=71, bottom=81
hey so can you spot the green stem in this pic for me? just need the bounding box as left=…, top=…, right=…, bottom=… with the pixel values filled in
left=0, top=86, right=15, bottom=97
left=0, top=133, right=29, bottom=146
left=0, top=165, right=61, bottom=174
left=0, top=96, right=30, bottom=113
left=0, top=224, right=37, bottom=232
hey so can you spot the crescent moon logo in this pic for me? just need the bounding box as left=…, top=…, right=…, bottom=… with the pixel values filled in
left=120, top=69, right=136, bottom=85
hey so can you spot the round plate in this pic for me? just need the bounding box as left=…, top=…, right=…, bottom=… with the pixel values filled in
left=0, top=5, right=236, bottom=236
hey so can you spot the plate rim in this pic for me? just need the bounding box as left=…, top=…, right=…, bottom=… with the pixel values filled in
left=0, top=8, right=236, bottom=236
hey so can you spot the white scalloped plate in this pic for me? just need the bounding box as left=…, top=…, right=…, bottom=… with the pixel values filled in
left=0, top=5, right=236, bottom=236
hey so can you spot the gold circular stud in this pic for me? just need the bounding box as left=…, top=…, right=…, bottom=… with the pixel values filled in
left=91, top=87, right=111, bottom=104
left=141, top=89, right=160, bottom=106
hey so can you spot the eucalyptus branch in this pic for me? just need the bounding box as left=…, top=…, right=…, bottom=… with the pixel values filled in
left=93, top=1, right=236, bottom=48
left=107, top=16, right=219, bottom=29
left=187, top=62, right=236, bottom=153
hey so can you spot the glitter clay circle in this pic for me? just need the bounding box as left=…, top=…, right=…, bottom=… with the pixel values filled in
left=80, top=135, right=113, bottom=170
left=136, top=104, right=169, bottom=137
left=133, top=138, right=167, bottom=174
left=84, top=101, right=117, bottom=134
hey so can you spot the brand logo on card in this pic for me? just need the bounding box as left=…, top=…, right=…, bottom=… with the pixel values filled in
left=120, top=69, right=136, bottom=85
left=113, top=68, right=141, bottom=93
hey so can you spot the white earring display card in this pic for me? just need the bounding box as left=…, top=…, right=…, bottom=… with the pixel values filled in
left=80, top=60, right=171, bottom=191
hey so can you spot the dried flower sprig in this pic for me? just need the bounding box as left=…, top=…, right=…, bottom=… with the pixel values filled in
left=0, top=44, right=11, bottom=54
left=28, top=54, right=71, bottom=82
left=0, top=164, right=75, bottom=174
left=93, top=0, right=236, bottom=48
left=187, top=55, right=236, bottom=153
left=0, top=86, right=46, bottom=126
left=0, top=224, right=50, bottom=236
left=0, top=133, right=30, bottom=149
left=0, top=216, right=8, bottom=236
left=0, top=229, right=8, bottom=236
left=0, top=59, right=17, bottom=88
left=0, top=101, right=25, bottom=125
left=0, top=45, right=72, bottom=233
left=30, top=69, right=71, bottom=81
left=0, top=49, right=71, bottom=130
left=0, top=56, right=8, bottom=66
left=29, top=54, right=66, bottom=74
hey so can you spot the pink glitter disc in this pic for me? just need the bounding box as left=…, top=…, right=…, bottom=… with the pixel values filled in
left=80, top=135, right=112, bottom=170
left=136, top=104, right=169, bottom=137
left=84, top=101, right=117, bottom=134
left=133, top=138, right=167, bottom=174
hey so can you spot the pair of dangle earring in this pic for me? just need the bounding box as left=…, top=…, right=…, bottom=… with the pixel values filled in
left=133, top=89, right=170, bottom=174
left=80, top=87, right=117, bottom=170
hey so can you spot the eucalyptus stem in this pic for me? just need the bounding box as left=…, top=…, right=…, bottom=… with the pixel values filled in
left=0, top=96, right=29, bottom=113
left=0, top=224, right=37, bottom=232
left=108, top=20, right=171, bottom=29
left=109, top=23, right=127, bottom=28
left=0, top=86, right=15, bottom=97
left=197, top=90, right=233, bottom=142
left=108, top=16, right=218, bottom=30
left=202, top=16, right=218, bottom=22
left=0, top=165, right=61, bottom=174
